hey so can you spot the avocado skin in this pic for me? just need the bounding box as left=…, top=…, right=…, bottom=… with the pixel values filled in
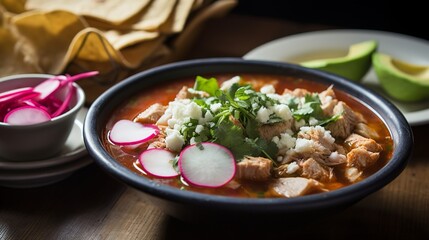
left=301, top=40, right=377, bottom=82
left=316, top=56, right=373, bottom=81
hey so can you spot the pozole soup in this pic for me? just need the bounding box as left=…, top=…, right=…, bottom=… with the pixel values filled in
left=102, top=73, right=393, bottom=198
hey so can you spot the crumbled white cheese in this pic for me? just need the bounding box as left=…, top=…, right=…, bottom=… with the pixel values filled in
left=173, top=123, right=182, bottom=131
left=167, top=118, right=178, bottom=129
left=195, top=125, right=204, bottom=134
left=266, top=93, right=293, bottom=105
left=163, top=98, right=206, bottom=151
left=260, top=84, right=276, bottom=94
left=256, top=106, right=273, bottom=123
left=271, top=104, right=292, bottom=121
left=286, top=161, right=300, bottom=174
left=189, top=137, right=197, bottom=145
left=220, top=76, right=241, bottom=90
left=184, top=102, right=203, bottom=120
left=294, top=119, right=306, bottom=129
left=329, top=151, right=347, bottom=163
left=272, top=132, right=296, bottom=150
left=309, top=117, right=318, bottom=126
left=199, top=111, right=213, bottom=124
left=210, top=103, right=222, bottom=113
left=294, top=138, right=315, bottom=153
left=167, top=99, right=202, bottom=123
left=299, top=125, right=335, bottom=144
left=165, top=129, right=185, bottom=152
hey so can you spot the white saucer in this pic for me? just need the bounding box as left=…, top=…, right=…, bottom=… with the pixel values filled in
left=0, top=107, right=92, bottom=188
left=0, top=107, right=88, bottom=170
left=0, top=156, right=92, bottom=188
left=244, top=29, right=429, bottom=126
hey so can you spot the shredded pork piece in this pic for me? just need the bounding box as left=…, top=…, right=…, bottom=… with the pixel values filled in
left=236, top=156, right=273, bottom=181
left=354, top=123, right=381, bottom=140
left=326, top=101, right=362, bottom=139
left=300, top=158, right=335, bottom=182
left=345, top=133, right=383, bottom=153
left=346, top=147, right=380, bottom=169
left=175, top=86, right=209, bottom=100
left=269, top=177, right=325, bottom=198
left=258, top=121, right=292, bottom=141
left=282, top=88, right=310, bottom=97
left=134, top=103, right=167, bottom=124
left=319, top=86, right=338, bottom=116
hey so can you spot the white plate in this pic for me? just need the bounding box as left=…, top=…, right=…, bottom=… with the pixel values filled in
left=0, top=157, right=92, bottom=188
left=244, top=29, right=429, bottom=126
left=0, top=107, right=88, bottom=170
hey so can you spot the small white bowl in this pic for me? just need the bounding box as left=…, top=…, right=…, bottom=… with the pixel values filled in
left=0, top=74, right=85, bottom=161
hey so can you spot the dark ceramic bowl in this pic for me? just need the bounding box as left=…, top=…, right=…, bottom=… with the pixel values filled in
left=83, top=58, right=413, bottom=223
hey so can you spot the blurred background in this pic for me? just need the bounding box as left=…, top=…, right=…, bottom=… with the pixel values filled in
left=233, top=0, right=428, bottom=40
left=1, top=0, right=427, bottom=103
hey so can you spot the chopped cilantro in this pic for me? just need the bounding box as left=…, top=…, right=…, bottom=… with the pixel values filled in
left=171, top=76, right=342, bottom=163
left=171, top=156, right=180, bottom=173
left=290, top=93, right=342, bottom=126
left=212, top=119, right=278, bottom=161
left=292, top=93, right=324, bottom=122
left=318, top=112, right=342, bottom=126
left=193, top=76, right=219, bottom=96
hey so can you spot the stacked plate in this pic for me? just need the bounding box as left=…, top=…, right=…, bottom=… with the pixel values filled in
left=0, top=108, right=92, bottom=188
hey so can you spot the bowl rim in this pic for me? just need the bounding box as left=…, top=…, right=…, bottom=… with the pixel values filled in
left=84, top=57, right=413, bottom=212
left=0, top=73, right=85, bottom=128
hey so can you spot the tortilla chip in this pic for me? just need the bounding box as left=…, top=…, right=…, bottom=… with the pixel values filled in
left=25, top=0, right=151, bottom=24
left=130, top=0, right=177, bottom=30
left=0, top=27, right=39, bottom=77
left=0, top=0, right=238, bottom=103
left=64, top=27, right=165, bottom=70
left=103, top=29, right=159, bottom=50
left=65, top=28, right=120, bottom=63
left=11, top=10, right=87, bottom=74
left=160, top=0, right=195, bottom=33
left=0, top=0, right=26, bottom=14
left=169, top=0, right=237, bottom=59
left=120, top=37, right=167, bottom=68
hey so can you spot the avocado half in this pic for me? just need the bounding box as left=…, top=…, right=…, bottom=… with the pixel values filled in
left=372, top=52, right=429, bottom=102
left=301, top=40, right=378, bottom=82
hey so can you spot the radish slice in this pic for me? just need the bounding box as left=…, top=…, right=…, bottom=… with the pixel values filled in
left=61, top=71, right=99, bottom=85
left=23, top=99, right=49, bottom=112
left=0, top=91, right=39, bottom=105
left=0, top=87, right=33, bottom=99
left=50, top=82, right=76, bottom=118
left=109, top=120, right=159, bottom=145
left=179, top=142, right=236, bottom=188
left=4, top=106, right=51, bottom=125
left=139, top=149, right=179, bottom=178
left=33, top=77, right=62, bottom=101
left=0, top=71, right=98, bottom=125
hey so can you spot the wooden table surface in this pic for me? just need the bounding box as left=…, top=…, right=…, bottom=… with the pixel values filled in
left=1, top=14, right=429, bottom=240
